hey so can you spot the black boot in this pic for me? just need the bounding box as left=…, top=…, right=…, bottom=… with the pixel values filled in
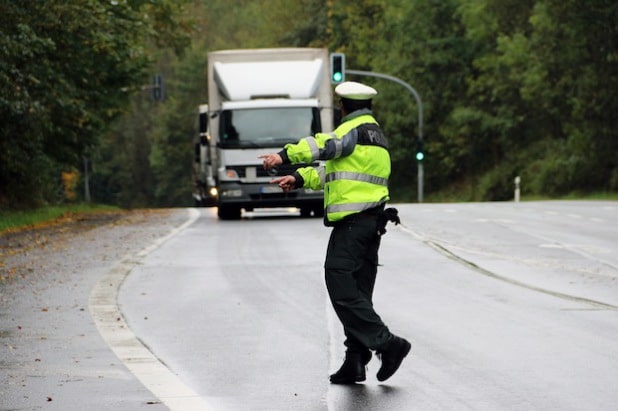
left=376, top=336, right=411, bottom=382
left=329, top=351, right=372, bottom=384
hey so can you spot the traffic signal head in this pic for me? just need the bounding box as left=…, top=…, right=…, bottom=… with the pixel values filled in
left=416, top=140, right=424, bottom=161
left=152, top=73, right=164, bottom=101
left=330, top=53, right=345, bottom=84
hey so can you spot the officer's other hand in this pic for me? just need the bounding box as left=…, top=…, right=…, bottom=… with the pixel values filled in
left=259, top=153, right=282, bottom=170
left=270, top=175, right=296, bottom=192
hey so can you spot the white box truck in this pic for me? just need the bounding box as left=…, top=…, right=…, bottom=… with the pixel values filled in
left=193, top=48, right=334, bottom=220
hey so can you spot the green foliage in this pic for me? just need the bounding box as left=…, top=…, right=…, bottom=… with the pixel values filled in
left=462, top=0, right=615, bottom=198
left=0, top=0, right=191, bottom=209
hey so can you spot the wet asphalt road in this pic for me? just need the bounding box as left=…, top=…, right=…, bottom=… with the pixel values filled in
left=120, top=201, right=617, bottom=410
left=2, top=202, right=617, bottom=410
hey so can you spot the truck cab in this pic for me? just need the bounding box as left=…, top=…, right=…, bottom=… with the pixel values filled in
left=214, top=99, right=325, bottom=219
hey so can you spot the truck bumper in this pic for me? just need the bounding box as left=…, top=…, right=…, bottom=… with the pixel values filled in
left=218, top=182, right=323, bottom=210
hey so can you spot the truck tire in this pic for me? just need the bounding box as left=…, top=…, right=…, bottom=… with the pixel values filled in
left=217, top=205, right=241, bottom=220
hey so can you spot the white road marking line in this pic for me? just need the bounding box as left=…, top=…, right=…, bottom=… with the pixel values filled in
left=89, top=208, right=218, bottom=411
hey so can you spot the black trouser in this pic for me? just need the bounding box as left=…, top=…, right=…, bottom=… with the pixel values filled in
left=324, top=212, right=392, bottom=353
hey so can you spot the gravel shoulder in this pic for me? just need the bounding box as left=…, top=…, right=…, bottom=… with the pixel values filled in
left=0, top=208, right=191, bottom=411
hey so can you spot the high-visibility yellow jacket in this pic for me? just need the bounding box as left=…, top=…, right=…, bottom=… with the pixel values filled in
left=280, top=109, right=391, bottom=224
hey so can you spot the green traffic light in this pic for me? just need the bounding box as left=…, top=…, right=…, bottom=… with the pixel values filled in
left=416, top=152, right=424, bottom=161
left=333, top=72, right=343, bottom=82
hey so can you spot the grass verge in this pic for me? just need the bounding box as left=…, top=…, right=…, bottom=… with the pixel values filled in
left=0, top=204, right=121, bottom=234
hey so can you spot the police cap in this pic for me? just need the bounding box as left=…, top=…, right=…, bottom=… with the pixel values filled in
left=335, top=81, right=378, bottom=101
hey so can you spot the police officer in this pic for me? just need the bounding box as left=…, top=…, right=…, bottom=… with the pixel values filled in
left=260, top=81, right=411, bottom=384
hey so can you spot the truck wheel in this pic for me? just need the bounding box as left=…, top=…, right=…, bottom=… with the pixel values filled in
left=218, top=205, right=241, bottom=220
left=300, top=207, right=312, bottom=218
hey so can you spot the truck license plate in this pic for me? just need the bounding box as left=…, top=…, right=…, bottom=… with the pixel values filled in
left=260, top=185, right=282, bottom=194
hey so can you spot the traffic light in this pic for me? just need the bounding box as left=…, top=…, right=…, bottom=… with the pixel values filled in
left=416, top=140, right=424, bottom=161
left=152, top=74, right=165, bottom=101
left=330, top=53, right=345, bottom=84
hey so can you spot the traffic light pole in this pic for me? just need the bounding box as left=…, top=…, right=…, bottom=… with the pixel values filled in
left=346, top=69, right=424, bottom=203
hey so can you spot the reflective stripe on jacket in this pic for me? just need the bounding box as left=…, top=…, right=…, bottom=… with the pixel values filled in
left=284, top=109, right=391, bottom=223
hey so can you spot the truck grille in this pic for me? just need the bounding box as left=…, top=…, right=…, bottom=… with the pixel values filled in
left=227, top=163, right=317, bottom=178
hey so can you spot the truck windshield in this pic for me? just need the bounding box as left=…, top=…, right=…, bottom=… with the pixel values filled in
left=219, top=107, right=320, bottom=147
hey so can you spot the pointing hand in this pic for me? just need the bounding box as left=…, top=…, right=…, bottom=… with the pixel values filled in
left=259, top=154, right=282, bottom=170
left=270, top=175, right=296, bottom=192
